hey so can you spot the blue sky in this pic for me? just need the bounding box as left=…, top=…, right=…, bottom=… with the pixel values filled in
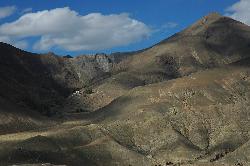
left=0, top=0, right=248, bottom=56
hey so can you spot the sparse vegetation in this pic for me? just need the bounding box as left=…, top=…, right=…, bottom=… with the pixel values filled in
left=75, top=108, right=88, bottom=113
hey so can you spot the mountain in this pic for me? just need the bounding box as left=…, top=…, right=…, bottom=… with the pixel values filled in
left=83, top=12, right=250, bottom=110
left=0, top=13, right=249, bottom=166
left=0, top=43, right=135, bottom=116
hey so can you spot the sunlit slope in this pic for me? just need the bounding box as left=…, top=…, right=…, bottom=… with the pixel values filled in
left=93, top=66, right=250, bottom=165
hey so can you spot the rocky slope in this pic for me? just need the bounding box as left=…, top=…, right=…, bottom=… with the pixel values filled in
left=78, top=12, right=250, bottom=111
left=0, top=13, right=249, bottom=166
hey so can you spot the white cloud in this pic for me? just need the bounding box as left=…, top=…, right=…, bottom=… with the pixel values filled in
left=153, top=22, right=178, bottom=34
left=0, top=6, right=16, bottom=19
left=226, top=0, right=250, bottom=25
left=14, top=40, right=28, bottom=49
left=0, top=35, right=28, bottom=49
left=21, top=8, right=32, bottom=14
left=161, top=22, right=178, bottom=29
left=0, top=7, right=151, bottom=51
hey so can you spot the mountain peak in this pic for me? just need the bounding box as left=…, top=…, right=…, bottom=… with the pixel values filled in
left=199, top=12, right=222, bottom=25
left=179, top=12, right=224, bottom=36
left=203, top=12, right=222, bottom=20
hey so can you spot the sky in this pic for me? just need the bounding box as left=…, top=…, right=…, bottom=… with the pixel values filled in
left=0, top=0, right=248, bottom=56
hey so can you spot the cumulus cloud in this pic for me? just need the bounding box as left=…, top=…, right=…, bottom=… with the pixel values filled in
left=0, top=6, right=16, bottom=19
left=226, top=0, right=250, bottom=25
left=0, top=7, right=151, bottom=51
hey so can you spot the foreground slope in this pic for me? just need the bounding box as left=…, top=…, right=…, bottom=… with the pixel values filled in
left=93, top=66, right=250, bottom=165
left=0, top=66, right=249, bottom=166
